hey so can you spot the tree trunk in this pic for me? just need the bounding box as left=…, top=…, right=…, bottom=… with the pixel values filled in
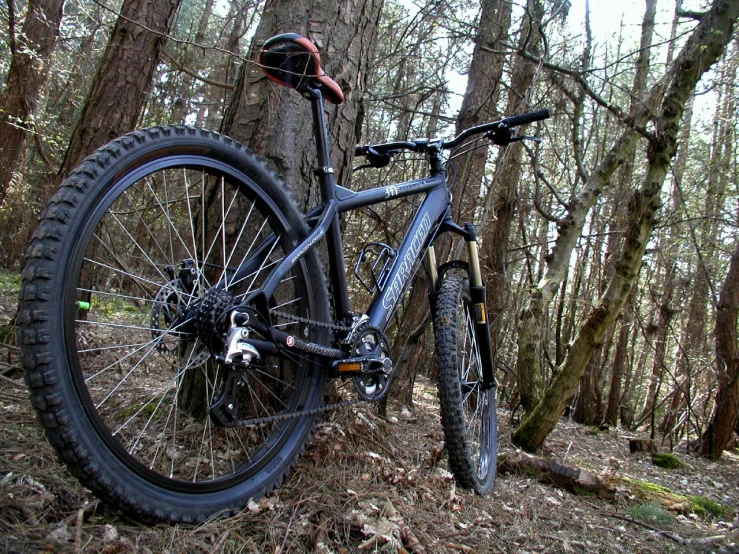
left=604, top=296, right=632, bottom=426
left=487, top=0, right=544, bottom=412
left=599, top=0, right=658, bottom=428
left=512, top=0, right=739, bottom=452
left=666, top=43, right=736, bottom=438
left=56, top=0, right=183, bottom=180
left=221, top=0, right=383, bottom=207
left=637, top=264, right=676, bottom=436
left=658, top=98, right=694, bottom=437
left=699, top=239, right=739, bottom=458
left=446, top=0, right=512, bottom=236
left=0, top=0, right=65, bottom=204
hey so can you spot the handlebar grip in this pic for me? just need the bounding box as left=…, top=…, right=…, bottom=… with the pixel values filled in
left=502, top=109, right=551, bottom=128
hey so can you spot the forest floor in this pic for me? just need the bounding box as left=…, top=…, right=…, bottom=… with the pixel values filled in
left=0, top=281, right=737, bottom=554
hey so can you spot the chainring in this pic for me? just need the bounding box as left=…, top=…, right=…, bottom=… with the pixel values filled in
left=351, top=324, right=392, bottom=402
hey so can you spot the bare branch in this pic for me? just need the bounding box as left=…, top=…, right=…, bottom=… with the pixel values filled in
left=161, top=50, right=234, bottom=90
left=503, top=46, right=656, bottom=140
left=677, top=9, right=706, bottom=21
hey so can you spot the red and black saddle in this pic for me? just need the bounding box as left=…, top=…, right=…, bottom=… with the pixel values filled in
left=257, top=33, right=344, bottom=104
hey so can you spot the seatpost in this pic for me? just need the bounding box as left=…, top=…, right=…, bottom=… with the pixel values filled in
left=307, top=88, right=336, bottom=202
left=306, top=87, right=351, bottom=320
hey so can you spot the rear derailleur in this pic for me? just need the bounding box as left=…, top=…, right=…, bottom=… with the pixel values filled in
left=208, top=314, right=263, bottom=427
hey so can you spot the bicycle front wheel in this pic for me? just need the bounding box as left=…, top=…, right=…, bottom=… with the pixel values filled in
left=433, top=271, right=497, bottom=494
left=20, top=126, right=330, bottom=523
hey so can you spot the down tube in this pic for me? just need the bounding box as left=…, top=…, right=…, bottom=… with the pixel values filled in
left=366, top=185, right=449, bottom=330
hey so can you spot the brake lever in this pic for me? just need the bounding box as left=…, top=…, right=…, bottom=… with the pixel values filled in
left=485, top=126, right=541, bottom=146
left=365, top=146, right=394, bottom=168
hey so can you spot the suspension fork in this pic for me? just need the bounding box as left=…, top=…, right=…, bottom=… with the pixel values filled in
left=463, top=224, right=496, bottom=390
left=429, top=219, right=496, bottom=390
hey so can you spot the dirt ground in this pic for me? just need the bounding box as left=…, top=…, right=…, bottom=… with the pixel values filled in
left=0, top=288, right=737, bottom=553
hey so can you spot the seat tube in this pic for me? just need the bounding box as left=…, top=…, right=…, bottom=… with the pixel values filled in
left=308, top=88, right=351, bottom=318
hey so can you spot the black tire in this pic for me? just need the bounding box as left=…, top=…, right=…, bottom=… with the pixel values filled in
left=19, top=126, right=330, bottom=523
left=432, top=271, right=497, bottom=494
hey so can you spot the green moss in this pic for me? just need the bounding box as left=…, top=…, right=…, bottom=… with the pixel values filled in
left=0, top=324, right=16, bottom=344
left=687, top=495, right=733, bottom=518
left=118, top=401, right=164, bottom=421
left=620, top=477, right=734, bottom=519
left=626, top=502, right=674, bottom=526
left=651, top=453, right=688, bottom=469
left=623, top=477, right=673, bottom=495
left=585, top=427, right=599, bottom=435
left=521, top=465, right=542, bottom=478
left=0, top=270, right=21, bottom=294
left=573, top=485, right=598, bottom=497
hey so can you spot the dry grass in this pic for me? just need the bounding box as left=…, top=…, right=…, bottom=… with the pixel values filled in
left=1, top=288, right=737, bottom=553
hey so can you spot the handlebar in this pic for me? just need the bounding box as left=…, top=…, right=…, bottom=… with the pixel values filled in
left=355, top=108, right=551, bottom=158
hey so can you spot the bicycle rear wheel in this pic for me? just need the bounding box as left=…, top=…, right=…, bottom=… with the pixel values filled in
left=20, top=126, right=330, bottom=523
left=432, top=271, right=497, bottom=494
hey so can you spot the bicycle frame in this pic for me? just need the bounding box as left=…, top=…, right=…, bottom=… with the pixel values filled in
left=241, top=87, right=494, bottom=386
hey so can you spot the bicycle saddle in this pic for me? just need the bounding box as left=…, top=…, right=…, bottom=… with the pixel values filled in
left=257, top=33, right=344, bottom=104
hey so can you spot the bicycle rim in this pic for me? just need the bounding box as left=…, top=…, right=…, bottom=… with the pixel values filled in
left=65, top=155, right=320, bottom=491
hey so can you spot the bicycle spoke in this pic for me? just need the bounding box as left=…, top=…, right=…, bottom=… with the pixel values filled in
left=226, top=213, right=268, bottom=290
left=219, top=200, right=255, bottom=289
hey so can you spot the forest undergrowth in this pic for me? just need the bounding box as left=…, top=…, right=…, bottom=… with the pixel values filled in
left=0, top=284, right=737, bottom=554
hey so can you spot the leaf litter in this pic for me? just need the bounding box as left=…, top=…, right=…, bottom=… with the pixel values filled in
left=0, top=291, right=737, bottom=553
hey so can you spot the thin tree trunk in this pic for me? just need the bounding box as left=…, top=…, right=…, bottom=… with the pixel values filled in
left=637, top=265, right=676, bottom=436
left=57, top=0, right=183, bottom=180
left=513, top=0, right=739, bottom=452
left=487, top=0, right=544, bottom=412
left=0, top=0, right=65, bottom=203
left=604, top=293, right=633, bottom=426
left=446, top=0, right=512, bottom=234
left=700, top=242, right=739, bottom=458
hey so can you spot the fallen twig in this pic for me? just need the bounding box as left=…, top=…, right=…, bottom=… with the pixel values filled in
left=277, top=506, right=298, bottom=554
left=208, top=530, right=230, bottom=554
left=74, top=508, right=84, bottom=554
left=603, top=512, right=687, bottom=545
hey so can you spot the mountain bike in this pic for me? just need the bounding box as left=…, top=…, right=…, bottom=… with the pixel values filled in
left=19, top=33, right=550, bottom=523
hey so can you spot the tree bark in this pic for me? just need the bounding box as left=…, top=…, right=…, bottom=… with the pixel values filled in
left=0, top=0, right=65, bottom=204
left=665, top=44, right=736, bottom=438
left=604, top=290, right=633, bottom=426
left=56, top=0, right=183, bottom=180
left=699, top=242, right=739, bottom=458
left=446, top=0, right=512, bottom=234
left=486, top=0, right=544, bottom=413
left=221, top=0, right=383, bottom=207
left=600, top=0, right=659, bottom=428
left=513, top=0, right=739, bottom=452
left=637, top=265, right=676, bottom=435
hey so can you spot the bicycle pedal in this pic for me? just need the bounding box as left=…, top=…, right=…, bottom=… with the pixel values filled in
left=332, top=357, right=366, bottom=374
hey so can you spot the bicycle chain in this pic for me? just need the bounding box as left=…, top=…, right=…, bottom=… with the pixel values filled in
left=233, top=309, right=370, bottom=426
left=236, top=396, right=368, bottom=427
left=269, top=309, right=352, bottom=332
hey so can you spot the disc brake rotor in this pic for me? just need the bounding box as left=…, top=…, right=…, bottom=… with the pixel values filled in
left=150, top=279, right=209, bottom=367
